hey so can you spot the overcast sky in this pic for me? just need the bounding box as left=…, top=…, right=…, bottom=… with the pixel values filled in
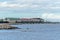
left=0, top=0, right=60, bottom=21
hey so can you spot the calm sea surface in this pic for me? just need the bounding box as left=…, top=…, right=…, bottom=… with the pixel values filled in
left=0, top=24, right=60, bottom=40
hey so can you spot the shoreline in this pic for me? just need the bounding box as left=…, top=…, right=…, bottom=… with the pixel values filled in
left=0, top=23, right=59, bottom=29
left=0, top=22, right=59, bottom=25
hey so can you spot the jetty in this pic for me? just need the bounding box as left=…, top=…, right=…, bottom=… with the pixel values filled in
left=0, top=24, right=18, bottom=29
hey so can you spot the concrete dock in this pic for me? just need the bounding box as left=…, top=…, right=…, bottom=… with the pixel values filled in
left=0, top=24, right=18, bottom=29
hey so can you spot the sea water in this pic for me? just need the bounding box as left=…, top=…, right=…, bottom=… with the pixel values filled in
left=0, top=24, right=60, bottom=40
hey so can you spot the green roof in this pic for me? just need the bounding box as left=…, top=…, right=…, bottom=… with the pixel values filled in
left=5, top=18, right=20, bottom=20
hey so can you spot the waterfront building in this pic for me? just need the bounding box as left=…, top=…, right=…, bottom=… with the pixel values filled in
left=2, top=18, right=44, bottom=23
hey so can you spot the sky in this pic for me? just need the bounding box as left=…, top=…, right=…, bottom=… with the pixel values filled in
left=0, top=0, right=60, bottom=21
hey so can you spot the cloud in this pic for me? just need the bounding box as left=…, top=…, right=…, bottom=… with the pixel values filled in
left=0, top=2, right=18, bottom=8
left=15, top=0, right=48, bottom=3
left=41, top=13, right=60, bottom=19
left=0, top=2, right=27, bottom=8
left=0, top=0, right=60, bottom=9
left=50, top=7, right=60, bottom=9
left=0, top=1, right=40, bottom=8
left=0, top=0, right=60, bottom=10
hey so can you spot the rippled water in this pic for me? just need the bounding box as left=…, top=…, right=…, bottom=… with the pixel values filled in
left=0, top=24, right=60, bottom=40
